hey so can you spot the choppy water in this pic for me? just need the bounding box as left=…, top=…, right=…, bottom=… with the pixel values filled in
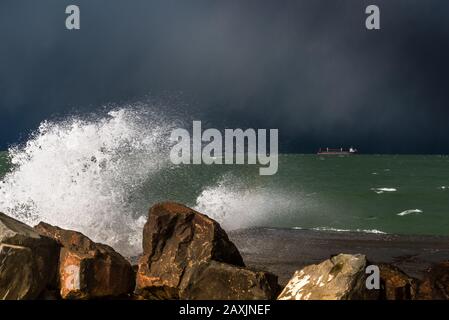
left=1, top=107, right=448, bottom=256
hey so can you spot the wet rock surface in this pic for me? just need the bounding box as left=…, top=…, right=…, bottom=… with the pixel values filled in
left=229, top=227, right=449, bottom=286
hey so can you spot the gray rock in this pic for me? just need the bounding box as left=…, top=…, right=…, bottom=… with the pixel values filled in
left=278, top=253, right=376, bottom=300
left=0, top=213, right=59, bottom=300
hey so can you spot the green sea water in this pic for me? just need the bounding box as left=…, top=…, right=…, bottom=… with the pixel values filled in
left=0, top=151, right=9, bottom=179
left=1, top=151, right=448, bottom=237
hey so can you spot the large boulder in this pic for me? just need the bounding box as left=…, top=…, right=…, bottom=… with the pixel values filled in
left=180, top=261, right=279, bottom=300
left=278, top=254, right=377, bottom=300
left=136, top=202, right=245, bottom=299
left=378, top=263, right=418, bottom=300
left=35, top=222, right=135, bottom=299
left=417, top=261, right=449, bottom=300
left=0, top=213, right=59, bottom=300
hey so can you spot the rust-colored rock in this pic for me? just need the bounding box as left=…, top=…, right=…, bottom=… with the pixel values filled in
left=378, top=263, right=418, bottom=300
left=0, top=213, right=59, bottom=300
left=136, top=202, right=244, bottom=299
left=35, top=222, right=135, bottom=299
left=417, top=261, right=449, bottom=300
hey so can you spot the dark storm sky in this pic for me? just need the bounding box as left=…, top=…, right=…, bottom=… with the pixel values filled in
left=1, top=0, right=449, bottom=153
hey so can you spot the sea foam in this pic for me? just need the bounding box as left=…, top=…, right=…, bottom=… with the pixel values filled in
left=371, top=187, right=397, bottom=194
left=293, top=226, right=386, bottom=234
left=0, top=107, right=175, bottom=256
left=397, top=209, right=423, bottom=216
left=194, top=173, right=304, bottom=230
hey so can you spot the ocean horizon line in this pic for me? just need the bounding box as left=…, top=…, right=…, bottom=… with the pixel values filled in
left=1, top=150, right=449, bottom=156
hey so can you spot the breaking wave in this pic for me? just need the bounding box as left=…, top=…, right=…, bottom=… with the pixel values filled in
left=0, top=106, right=175, bottom=256
left=371, top=187, right=397, bottom=194
left=397, top=209, right=423, bottom=217
left=294, top=226, right=386, bottom=234
left=194, top=173, right=305, bottom=230
left=0, top=105, right=303, bottom=256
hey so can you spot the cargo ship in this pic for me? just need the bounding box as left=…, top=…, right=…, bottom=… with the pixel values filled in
left=317, top=147, right=358, bottom=155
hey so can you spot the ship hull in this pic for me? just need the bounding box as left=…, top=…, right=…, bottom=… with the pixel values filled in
left=317, top=152, right=354, bottom=155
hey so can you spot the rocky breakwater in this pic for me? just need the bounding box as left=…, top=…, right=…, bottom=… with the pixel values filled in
left=34, top=222, right=135, bottom=299
left=277, top=253, right=444, bottom=300
left=135, top=202, right=279, bottom=300
left=0, top=203, right=279, bottom=300
left=0, top=213, right=59, bottom=299
left=2, top=203, right=449, bottom=300
left=277, top=254, right=376, bottom=300
left=417, top=261, right=449, bottom=299
left=0, top=212, right=135, bottom=300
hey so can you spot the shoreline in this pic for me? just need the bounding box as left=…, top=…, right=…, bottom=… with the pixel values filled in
left=229, top=227, right=449, bottom=286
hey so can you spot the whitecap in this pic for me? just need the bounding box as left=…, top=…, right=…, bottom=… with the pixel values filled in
left=293, top=226, right=386, bottom=234
left=371, top=187, right=397, bottom=194
left=397, top=209, right=423, bottom=216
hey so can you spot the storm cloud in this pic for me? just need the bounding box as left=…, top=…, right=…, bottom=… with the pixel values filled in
left=1, top=0, right=449, bottom=153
